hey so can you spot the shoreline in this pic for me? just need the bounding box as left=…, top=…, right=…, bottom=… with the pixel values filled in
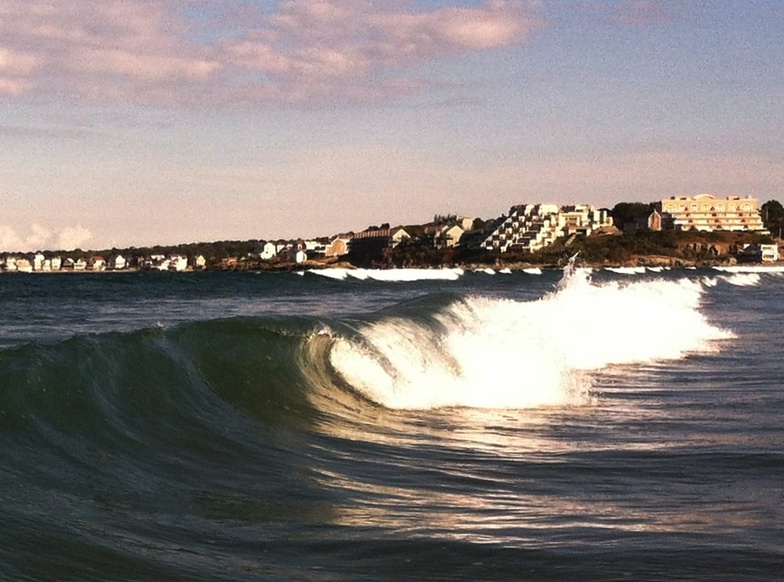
left=5, top=257, right=784, bottom=275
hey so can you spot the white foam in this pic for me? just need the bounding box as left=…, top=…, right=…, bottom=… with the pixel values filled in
left=701, top=272, right=763, bottom=287
left=713, top=265, right=784, bottom=274
left=605, top=266, right=646, bottom=275
left=328, top=271, right=731, bottom=410
left=720, top=273, right=762, bottom=287
left=310, top=268, right=349, bottom=280
left=309, top=267, right=464, bottom=282
left=522, top=267, right=543, bottom=275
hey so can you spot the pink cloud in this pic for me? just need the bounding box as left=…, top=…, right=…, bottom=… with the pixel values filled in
left=0, top=0, right=543, bottom=106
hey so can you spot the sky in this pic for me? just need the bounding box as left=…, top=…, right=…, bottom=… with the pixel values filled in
left=1, top=0, right=782, bottom=251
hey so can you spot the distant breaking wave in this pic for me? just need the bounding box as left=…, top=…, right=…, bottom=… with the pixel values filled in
left=306, top=267, right=545, bottom=282
left=309, top=267, right=465, bottom=281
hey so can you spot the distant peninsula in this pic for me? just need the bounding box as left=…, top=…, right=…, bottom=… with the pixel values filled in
left=2, top=196, right=783, bottom=274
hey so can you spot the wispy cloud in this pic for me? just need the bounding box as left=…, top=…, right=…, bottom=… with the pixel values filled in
left=0, top=0, right=544, bottom=107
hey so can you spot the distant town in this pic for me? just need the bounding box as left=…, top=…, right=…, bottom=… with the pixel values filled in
left=2, top=194, right=783, bottom=273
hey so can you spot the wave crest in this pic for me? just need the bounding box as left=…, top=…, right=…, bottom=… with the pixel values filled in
left=327, top=270, right=731, bottom=410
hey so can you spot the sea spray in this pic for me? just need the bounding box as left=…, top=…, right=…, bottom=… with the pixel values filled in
left=327, top=269, right=731, bottom=410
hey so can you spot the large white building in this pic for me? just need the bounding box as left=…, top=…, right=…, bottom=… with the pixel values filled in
left=659, top=194, right=766, bottom=232
left=482, top=204, right=612, bottom=253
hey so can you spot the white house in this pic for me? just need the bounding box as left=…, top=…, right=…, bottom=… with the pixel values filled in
left=110, top=255, right=127, bottom=270
left=168, top=255, right=188, bottom=272
left=88, top=256, right=106, bottom=271
left=259, top=242, right=277, bottom=260
left=33, top=253, right=45, bottom=271
left=147, top=255, right=169, bottom=271
left=433, top=225, right=464, bottom=249
left=304, top=240, right=326, bottom=254
left=761, top=244, right=779, bottom=261
left=192, top=255, right=207, bottom=270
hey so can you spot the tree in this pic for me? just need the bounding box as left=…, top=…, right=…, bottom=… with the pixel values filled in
left=761, top=199, right=784, bottom=238
left=610, top=202, right=656, bottom=229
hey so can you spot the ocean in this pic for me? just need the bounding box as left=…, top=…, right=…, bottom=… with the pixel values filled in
left=0, top=266, right=782, bottom=581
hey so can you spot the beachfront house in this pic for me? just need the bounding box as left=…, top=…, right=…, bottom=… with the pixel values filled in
left=304, top=240, right=327, bottom=258
left=168, top=255, right=188, bottom=271
left=432, top=224, right=465, bottom=249
left=259, top=242, right=277, bottom=260
left=110, top=255, right=127, bottom=270
left=16, top=259, right=33, bottom=273
left=88, top=256, right=106, bottom=271
left=325, top=235, right=352, bottom=258
left=348, top=227, right=410, bottom=256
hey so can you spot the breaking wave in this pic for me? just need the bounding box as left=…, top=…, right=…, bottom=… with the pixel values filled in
left=0, top=269, right=732, bottom=444
left=327, top=269, right=731, bottom=410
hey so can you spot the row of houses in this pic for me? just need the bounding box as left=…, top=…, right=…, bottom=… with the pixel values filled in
left=0, top=253, right=205, bottom=273
left=338, top=220, right=479, bottom=258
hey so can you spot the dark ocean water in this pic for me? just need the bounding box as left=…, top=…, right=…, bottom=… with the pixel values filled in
left=0, top=266, right=782, bottom=581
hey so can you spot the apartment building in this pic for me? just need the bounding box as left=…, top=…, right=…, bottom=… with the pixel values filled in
left=659, top=194, right=766, bottom=232
left=482, top=204, right=612, bottom=253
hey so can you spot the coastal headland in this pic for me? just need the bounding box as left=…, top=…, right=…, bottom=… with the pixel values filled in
left=2, top=228, right=780, bottom=275
left=2, top=198, right=783, bottom=274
